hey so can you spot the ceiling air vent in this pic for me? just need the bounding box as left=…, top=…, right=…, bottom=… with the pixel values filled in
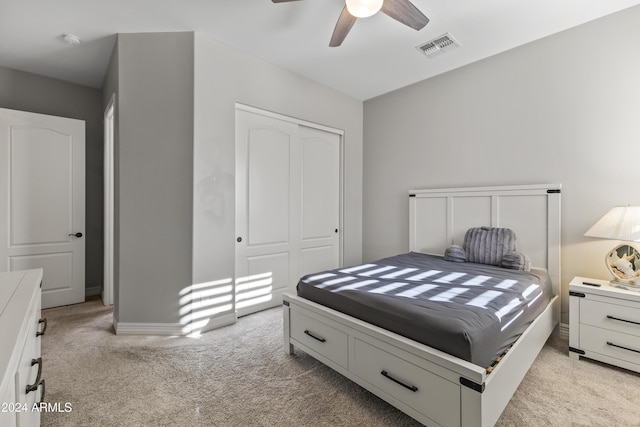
left=416, top=33, right=461, bottom=58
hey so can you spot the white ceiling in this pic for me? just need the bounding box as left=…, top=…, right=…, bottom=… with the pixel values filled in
left=1, top=0, right=639, bottom=100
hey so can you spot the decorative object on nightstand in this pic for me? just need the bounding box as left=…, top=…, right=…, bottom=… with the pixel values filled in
left=569, top=276, right=640, bottom=373
left=584, top=205, right=640, bottom=287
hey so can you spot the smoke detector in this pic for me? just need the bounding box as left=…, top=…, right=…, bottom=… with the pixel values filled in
left=62, top=33, right=82, bottom=45
left=416, top=33, right=460, bottom=58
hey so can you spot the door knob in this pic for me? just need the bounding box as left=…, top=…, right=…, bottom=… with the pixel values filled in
left=69, top=232, right=83, bottom=238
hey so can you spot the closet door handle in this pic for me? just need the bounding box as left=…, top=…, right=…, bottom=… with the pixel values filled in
left=69, top=232, right=83, bottom=238
left=26, top=358, right=43, bottom=394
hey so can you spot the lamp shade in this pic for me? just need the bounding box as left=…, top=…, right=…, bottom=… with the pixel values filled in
left=584, top=206, right=640, bottom=241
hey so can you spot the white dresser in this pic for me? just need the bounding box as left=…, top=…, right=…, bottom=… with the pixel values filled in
left=569, top=276, right=640, bottom=373
left=0, top=269, right=45, bottom=427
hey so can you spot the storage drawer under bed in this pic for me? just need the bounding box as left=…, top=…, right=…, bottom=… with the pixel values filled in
left=351, top=337, right=461, bottom=427
left=289, top=308, right=349, bottom=369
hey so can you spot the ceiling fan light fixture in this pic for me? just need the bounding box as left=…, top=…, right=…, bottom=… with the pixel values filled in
left=345, top=0, right=383, bottom=18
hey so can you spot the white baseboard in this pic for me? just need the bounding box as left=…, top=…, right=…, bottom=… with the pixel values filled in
left=199, top=313, right=237, bottom=333
left=113, top=312, right=237, bottom=336
left=114, top=321, right=185, bottom=336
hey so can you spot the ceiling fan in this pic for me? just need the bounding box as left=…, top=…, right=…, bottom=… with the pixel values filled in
left=271, top=0, right=429, bottom=47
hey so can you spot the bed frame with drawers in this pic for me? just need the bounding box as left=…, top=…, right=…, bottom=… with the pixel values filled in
left=283, top=184, right=561, bottom=427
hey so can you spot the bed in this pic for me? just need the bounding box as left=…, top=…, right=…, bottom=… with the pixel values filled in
left=282, top=184, right=561, bottom=427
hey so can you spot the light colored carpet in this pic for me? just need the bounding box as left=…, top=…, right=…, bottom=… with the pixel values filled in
left=41, top=297, right=640, bottom=426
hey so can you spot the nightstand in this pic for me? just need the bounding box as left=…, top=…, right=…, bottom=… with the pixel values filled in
left=569, top=276, right=640, bottom=373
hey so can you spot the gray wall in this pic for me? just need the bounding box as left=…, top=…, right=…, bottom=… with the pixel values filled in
left=0, top=66, right=104, bottom=294
left=362, top=5, right=640, bottom=323
left=103, top=31, right=363, bottom=328
left=192, top=34, right=363, bottom=325
left=110, top=32, right=195, bottom=324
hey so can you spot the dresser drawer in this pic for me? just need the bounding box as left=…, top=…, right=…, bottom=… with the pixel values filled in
left=1, top=269, right=43, bottom=427
left=352, top=338, right=460, bottom=427
left=290, top=309, right=348, bottom=369
left=580, top=324, right=640, bottom=367
left=581, top=298, right=640, bottom=337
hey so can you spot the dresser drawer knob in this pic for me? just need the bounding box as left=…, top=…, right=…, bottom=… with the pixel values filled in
left=36, top=318, right=48, bottom=337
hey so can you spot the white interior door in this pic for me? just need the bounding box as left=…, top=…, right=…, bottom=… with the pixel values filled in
left=0, top=108, right=85, bottom=309
left=235, top=110, right=300, bottom=317
left=235, top=107, right=342, bottom=318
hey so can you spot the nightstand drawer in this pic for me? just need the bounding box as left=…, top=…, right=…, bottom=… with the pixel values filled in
left=581, top=298, right=640, bottom=337
left=580, top=324, right=640, bottom=367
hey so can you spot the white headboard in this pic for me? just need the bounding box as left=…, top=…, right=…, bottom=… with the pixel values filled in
left=409, top=184, right=561, bottom=299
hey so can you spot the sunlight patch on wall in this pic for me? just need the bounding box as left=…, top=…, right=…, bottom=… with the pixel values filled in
left=180, top=278, right=233, bottom=337
left=235, top=272, right=273, bottom=309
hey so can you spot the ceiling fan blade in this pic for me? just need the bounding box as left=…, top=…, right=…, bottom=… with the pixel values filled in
left=329, top=6, right=357, bottom=47
left=381, top=0, right=429, bottom=31
left=271, top=0, right=302, bottom=2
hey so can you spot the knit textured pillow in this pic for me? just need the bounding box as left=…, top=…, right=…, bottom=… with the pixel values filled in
left=463, top=227, right=517, bottom=267
left=501, top=250, right=531, bottom=272
left=444, top=245, right=467, bottom=263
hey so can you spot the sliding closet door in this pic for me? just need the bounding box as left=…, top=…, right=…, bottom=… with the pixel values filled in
left=235, top=108, right=341, bottom=317
left=299, top=126, right=340, bottom=277
left=235, top=110, right=300, bottom=317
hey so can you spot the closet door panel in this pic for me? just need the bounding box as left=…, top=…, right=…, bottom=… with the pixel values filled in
left=247, top=128, right=291, bottom=246
left=299, top=126, right=340, bottom=278
left=301, top=245, right=335, bottom=278
left=236, top=252, right=289, bottom=316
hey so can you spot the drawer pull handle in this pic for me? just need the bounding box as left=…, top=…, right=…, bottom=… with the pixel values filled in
left=304, top=330, right=326, bottom=343
left=606, top=315, right=640, bottom=326
left=381, top=370, right=418, bottom=392
left=38, top=379, right=46, bottom=403
left=26, top=357, right=43, bottom=394
left=37, top=318, right=48, bottom=337
left=607, top=341, right=640, bottom=354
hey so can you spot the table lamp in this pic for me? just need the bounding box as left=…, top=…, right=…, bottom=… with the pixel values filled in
left=584, top=205, right=640, bottom=287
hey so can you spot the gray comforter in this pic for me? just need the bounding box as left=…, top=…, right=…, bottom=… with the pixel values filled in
left=297, top=252, right=552, bottom=367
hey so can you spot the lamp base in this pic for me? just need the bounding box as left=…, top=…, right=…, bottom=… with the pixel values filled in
left=609, top=278, right=639, bottom=287
left=609, top=280, right=640, bottom=292
left=605, top=243, right=640, bottom=286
